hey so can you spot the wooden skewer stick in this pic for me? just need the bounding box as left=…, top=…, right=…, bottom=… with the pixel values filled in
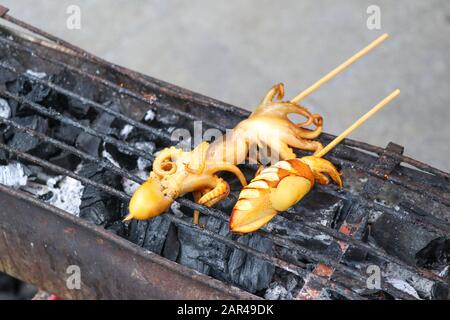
left=315, top=89, right=400, bottom=158
left=290, top=33, right=389, bottom=103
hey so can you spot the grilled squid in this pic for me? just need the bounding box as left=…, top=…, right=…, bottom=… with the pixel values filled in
left=207, top=83, right=324, bottom=163
left=127, top=83, right=325, bottom=223
left=230, top=156, right=342, bottom=233
left=125, top=142, right=246, bottom=222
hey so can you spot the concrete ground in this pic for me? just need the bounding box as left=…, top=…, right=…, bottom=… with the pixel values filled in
left=2, top=0, right=449, bottom=171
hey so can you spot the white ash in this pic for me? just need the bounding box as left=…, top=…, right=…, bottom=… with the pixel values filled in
left=0, top=98, right=11, bottom=119
left=384, top=262, right=434, bottom=299
left=0, top=163, right=28, bottom=188
left=134, top=141, right=155, bottom=171
left=119, top=124, right=134, bottom=139
left=438, top=266, right=449, bottom=278
left=47, top=176, right=84, bottom=216
left=170, top=201, right=184, bottom=218
left=386, top=278, right=421, bottom=299
left=25, top=69, right=47, bottom=79
left=102, top=144, right=120, bottom=168
left=264, top=275, right=298, bottom=300
left=264, top=284, right=290, bottom=300
left=122, top=170, right=148, bottom=196
left=144, top=109, right=155, bottom=121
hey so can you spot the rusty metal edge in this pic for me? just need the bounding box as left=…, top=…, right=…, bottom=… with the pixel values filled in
left=0, top=184, right=260, bottom=300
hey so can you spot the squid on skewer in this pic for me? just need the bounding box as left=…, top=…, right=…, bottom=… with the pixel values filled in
left=230, top=89, right=400, bottom=233
left=126, top=34, right=392, bottom=223
left=125, top=84, right=324, bottom=222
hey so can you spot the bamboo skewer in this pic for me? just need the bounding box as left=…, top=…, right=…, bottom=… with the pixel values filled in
left=290, top=33, right=389, bottom=104
left=315, top=89, right=400, bottom=158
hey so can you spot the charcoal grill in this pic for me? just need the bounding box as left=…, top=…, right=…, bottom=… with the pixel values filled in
left=0, top=5, right=448, bottom=300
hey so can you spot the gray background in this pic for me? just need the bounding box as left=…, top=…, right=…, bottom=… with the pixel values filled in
left=2, top=0, right=449, bottom=171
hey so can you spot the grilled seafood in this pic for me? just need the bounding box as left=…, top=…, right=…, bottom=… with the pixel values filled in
left=207, top=83, right=324, bottom=164
left=230, top=156, right=342, bottom=233
left=125, top=141, right=246, bottom=223
left=126, top=84, right=324, bottom=222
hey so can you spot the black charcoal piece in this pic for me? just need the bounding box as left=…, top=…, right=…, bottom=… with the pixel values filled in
left=8, top=115, right=48, bottom=152
left=25, top=83, right=51, bottom=104
left=0, top=134, right=7, bottom=165
left=415, top=237, right=450, bottom=270
left=52, top=70, right=95, bottom=117
left=0, top=60, right=18, bottom=84
left=162, top=223, right=180, bottom=261
left=106, top=221, right=127, bottom=238
left=227, top=233, right=275, bottom=293
left=177, top=215, right=230, bottom=275
left=103, top=143, right=138, bottom=171
left=49, top=151, right=81, bottom=171
left=128, top=216, right=172, bottom=254
left=371, top=214, right=441, bottom=266
left=156, top=112, right=180, bottom=126
left=78, top=162, right=122, bottom=225
left=29, top=142, right=59, bottom=159
left=289, top=190, right=345, bottom=228
left=52, top=119, right=83, bottom=145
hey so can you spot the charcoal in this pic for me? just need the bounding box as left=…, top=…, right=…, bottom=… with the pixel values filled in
left=75, top=132, right=101, bottom=157
left=0, top=134, right=7, bottom=165
left=25, top=82, right=51, bottom=104
left=52, top=70, right=95, bottom=117
left=177, top=215, right=229, bottom=275
left=128, top=216, right=172, bottom=254
left=359, top=289, right=395, bottom=300
left=264, top=271, right=302, bottom=300
left=431, top=282, right=449, bottom=300
left=0, top=64, right=18, bottom=84
left=370, top=214, right=441, bottom=266
left=103, top=143, right=138, bottom=171
left=106, top=221, right=127, bottom=237
left=52, top=119, right=83, bottom=145
left=8, top=115, right=48, bottom=152
left=75, top=104, right=120, bottom=157
left=0, top=162, right=28, bottom=188
left=288, top=190, right=345, bottom=228
left=78, top=162, right=122, bottom=225
left=415, top=237, right=450, bottom=270
left=49, top=151, right=81, bottom=171
left=226, top=233, right=275, bottom=293
left=0, top=273, right=19, bottom=293
left=29, top=142, right=60, bottom=159
left=162, top=223, right=180, bottom=261
left=156, top=112, right=180, bottom=126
